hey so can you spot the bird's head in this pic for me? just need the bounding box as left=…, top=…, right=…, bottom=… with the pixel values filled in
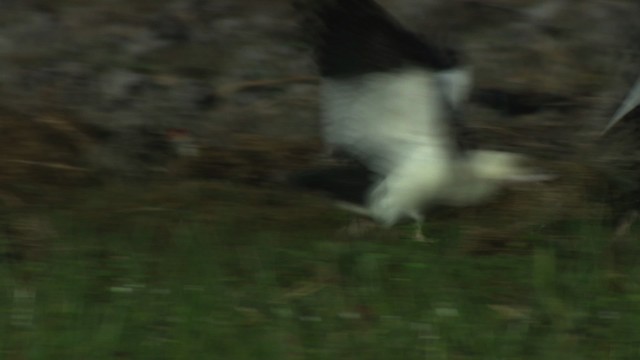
left=439, top=150, right=554, bottom=207
left=467, top=150, right=554, bottom=183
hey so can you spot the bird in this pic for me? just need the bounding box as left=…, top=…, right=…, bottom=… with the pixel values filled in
left=291, top=0, right=550, bottom=239
left=602, top=75, right=640, bottom=135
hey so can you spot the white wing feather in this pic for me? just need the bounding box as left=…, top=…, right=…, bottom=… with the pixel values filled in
left=321, top=67, right=468, bottom=174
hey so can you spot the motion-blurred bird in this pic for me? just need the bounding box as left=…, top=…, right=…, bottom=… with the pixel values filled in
left=292, top=0, right=549, bottom=239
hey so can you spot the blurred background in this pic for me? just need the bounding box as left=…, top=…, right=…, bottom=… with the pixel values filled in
left=1, top=0, right=640, bottom=192
left=3, top=0, right=640, bottom=358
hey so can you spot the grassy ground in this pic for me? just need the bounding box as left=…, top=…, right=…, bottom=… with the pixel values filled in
left=2, top=181, right=640, bottom=359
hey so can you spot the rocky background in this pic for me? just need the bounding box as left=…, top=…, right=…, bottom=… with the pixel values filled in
left=1, top=0, right=640, bottom=204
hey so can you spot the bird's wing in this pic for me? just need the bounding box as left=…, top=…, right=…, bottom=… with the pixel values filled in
left=302, top=0, right=462, bottom=77
left=321, top=67, right=466, bottom=174
left=602, top=76, right=640, bottom=134
left=302, top=0, right=471, bottom=172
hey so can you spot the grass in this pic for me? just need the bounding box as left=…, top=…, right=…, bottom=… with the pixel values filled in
left=2, top=181, right=640, bottom=359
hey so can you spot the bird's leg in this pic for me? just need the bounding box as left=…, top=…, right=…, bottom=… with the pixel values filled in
left=614, top=210, right=639, bottom=237
left=410, top=212, right=435, bottom=243
left=341, top=216, right=379, bottom=237
left=413, top=220, right=428, bottom=242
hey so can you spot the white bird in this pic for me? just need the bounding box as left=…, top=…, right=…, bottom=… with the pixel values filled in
left=293, top=0, right=550, bottom=238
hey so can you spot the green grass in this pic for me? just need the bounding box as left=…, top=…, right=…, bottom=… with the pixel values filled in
left=2, top=182, right=640, bottom=359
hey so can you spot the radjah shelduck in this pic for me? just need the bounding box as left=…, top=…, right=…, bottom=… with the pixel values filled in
left=292, top=0, right=551, bottom=240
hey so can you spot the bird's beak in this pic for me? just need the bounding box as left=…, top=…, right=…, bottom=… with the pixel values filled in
left=504, top=173, right=557, bottom=183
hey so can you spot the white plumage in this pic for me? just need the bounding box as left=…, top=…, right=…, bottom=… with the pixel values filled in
left=322, top=67, right=465, bottom=225
left=321, top=66, right=545, bottom=226
left=322, top=67, right=458, bottom=175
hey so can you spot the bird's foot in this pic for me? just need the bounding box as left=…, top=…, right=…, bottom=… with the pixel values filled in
left=411, top=219, right=436, bottom=243
left=340, top=217, right=379, bottom=237
left=615, top=211, right=639, bottom=237
left=413, top=229, right=437, bottom=243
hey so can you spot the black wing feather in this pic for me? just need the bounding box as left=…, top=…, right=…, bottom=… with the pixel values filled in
left=296, top=0, right=461, bottom=77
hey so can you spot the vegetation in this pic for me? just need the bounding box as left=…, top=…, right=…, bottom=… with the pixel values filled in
left=2, top=181, right=639, bottom=359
